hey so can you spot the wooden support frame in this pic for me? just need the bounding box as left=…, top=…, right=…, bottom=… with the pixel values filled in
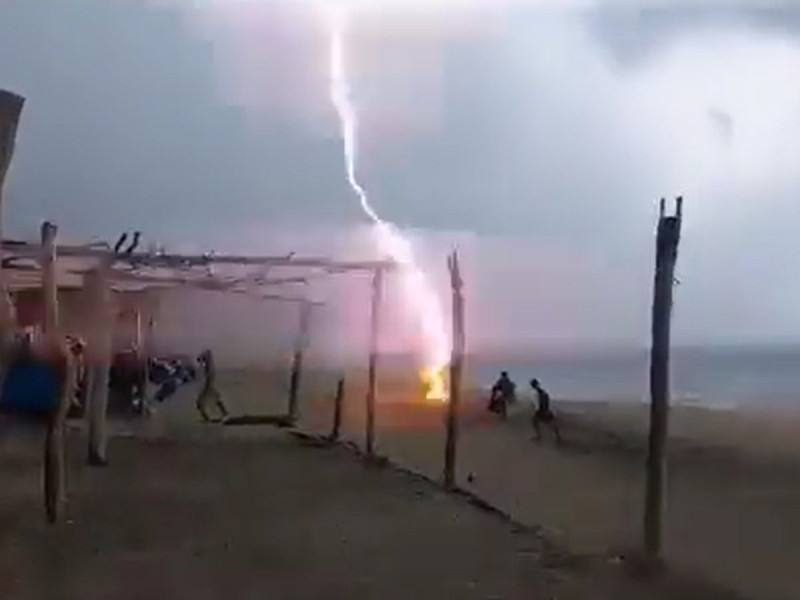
left=643, top=197, right=683, bottom=561
left=1, top=226, right=396, bottom=444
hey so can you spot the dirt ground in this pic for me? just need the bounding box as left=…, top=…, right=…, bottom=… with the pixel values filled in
left=0, top=380, right=747, bottom=600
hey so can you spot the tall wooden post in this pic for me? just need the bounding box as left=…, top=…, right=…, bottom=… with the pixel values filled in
left=444, top=251, right=465, bottom=490
left=134, top=307, right=142, bottom=351
left=287, top=300, right=312, bottom=422
left=330, top=377, right=345, bottom=441
left=365, top=267, right=384, bottom=457
left=143, top=291, right=157, bottom=385
left=643, top=197, right=683, bottom=560
left=40, top=223, right=59, bottom=334
left=85, top=258, right=113, bottom=467
left=0, top=91, right=24, bottom=369
left=40, top=221, right=69, bottom=523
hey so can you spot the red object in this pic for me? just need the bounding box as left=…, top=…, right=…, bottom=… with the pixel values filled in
left=14, top=292, right=42, bottom=328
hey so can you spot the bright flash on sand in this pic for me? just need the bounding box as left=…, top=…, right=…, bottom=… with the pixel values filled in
left=327, top=6, right=450, bottom=402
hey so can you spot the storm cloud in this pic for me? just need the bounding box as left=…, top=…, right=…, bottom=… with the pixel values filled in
left=1, top=0, right=799, bottom=354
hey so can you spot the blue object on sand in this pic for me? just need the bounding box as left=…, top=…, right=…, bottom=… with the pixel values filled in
left=0, top=361, right=59, bottom=415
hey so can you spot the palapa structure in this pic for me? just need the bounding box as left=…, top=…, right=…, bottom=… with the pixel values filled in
left=0, top=88, right=396, bottom=522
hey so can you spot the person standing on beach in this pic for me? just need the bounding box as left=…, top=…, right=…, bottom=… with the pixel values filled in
left=489, top=371, right=516, bottom=420
left=530, top=378, right=561, bottom=443
left=196, top=349, right=229, bottom=423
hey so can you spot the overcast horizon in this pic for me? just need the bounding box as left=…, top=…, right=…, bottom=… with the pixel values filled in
left=2, top=0, right=800, bottom=357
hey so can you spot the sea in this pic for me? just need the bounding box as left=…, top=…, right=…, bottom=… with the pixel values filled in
left=467, top=345, right=800, bottom=411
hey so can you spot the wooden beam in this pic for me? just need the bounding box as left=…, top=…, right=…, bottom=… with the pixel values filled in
left=365, top=268, right=384, bottom=457
left=107, top=271, right=308, bottom=288
left=0, top=241, right=395, bottom=272
left=258, top=294, right=324, bottom=306
left=444, top=251, right=465, bottom=490
left=643, top=196, right=683, bottom=561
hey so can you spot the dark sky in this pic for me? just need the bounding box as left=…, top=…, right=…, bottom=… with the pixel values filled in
left=2, top=0, right=800, bottom=350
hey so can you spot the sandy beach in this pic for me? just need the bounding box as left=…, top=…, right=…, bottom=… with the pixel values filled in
left=217, top=366, right=800, bottom=600
left=0, top=377, right=750, bottom=600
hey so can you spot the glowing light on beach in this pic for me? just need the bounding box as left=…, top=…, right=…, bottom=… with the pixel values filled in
left=327, top=6, right=450, bottom=402
left=420, top=365, right=448, bottom=402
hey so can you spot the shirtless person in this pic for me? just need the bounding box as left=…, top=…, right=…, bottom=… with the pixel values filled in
left=530, top=378, right=561, bottom=443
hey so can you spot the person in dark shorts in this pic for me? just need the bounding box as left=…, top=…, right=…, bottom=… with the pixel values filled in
left=196, top=349, right=229, bottom=422
left=488, top=371, right=516, bottom=420
left=530, top=378, right=561, bottom=443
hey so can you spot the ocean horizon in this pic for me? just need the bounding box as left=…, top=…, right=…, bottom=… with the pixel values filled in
left=356, top=344, right=800, bottom=411
left=461, top=344, right=800, bottom=410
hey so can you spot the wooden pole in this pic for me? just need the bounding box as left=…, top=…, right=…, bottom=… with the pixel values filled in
left=365, top=267, right=384, bottom=457
left=40, top=221, right=69, bottom=523
left=330, top=376, right=345, bottom=441
left=40, top=223, right=59, bottom=334
left=0, top=91, right=24, bottom=371
left=85, top=258, right=113, bottom=466
left=134, top=307, right=142, bottom=351
left=444, top=251, right=465, bottom=490
left=643, top=196, right=683, bottom=560
left=287, top=300, right=312, bottom=422
left=143, top=291, right=157, bottom=384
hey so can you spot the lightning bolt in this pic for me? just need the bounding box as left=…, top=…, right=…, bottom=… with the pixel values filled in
left=327, top=7, right=449, bottom=401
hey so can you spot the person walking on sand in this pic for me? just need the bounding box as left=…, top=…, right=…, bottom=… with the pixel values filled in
left=196, top=349, right=229, bottom=423
left=488, top=371, right=516, bottom=420
left=530, top=378, right=561, bottom=443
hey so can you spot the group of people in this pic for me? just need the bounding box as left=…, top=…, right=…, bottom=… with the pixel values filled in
left=68, top=344, right=228, bottom=423
left=488, top=371, right=561, bottom=443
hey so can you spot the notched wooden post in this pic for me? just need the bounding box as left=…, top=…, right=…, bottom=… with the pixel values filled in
left=643, top=196, right=683, bottom=562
